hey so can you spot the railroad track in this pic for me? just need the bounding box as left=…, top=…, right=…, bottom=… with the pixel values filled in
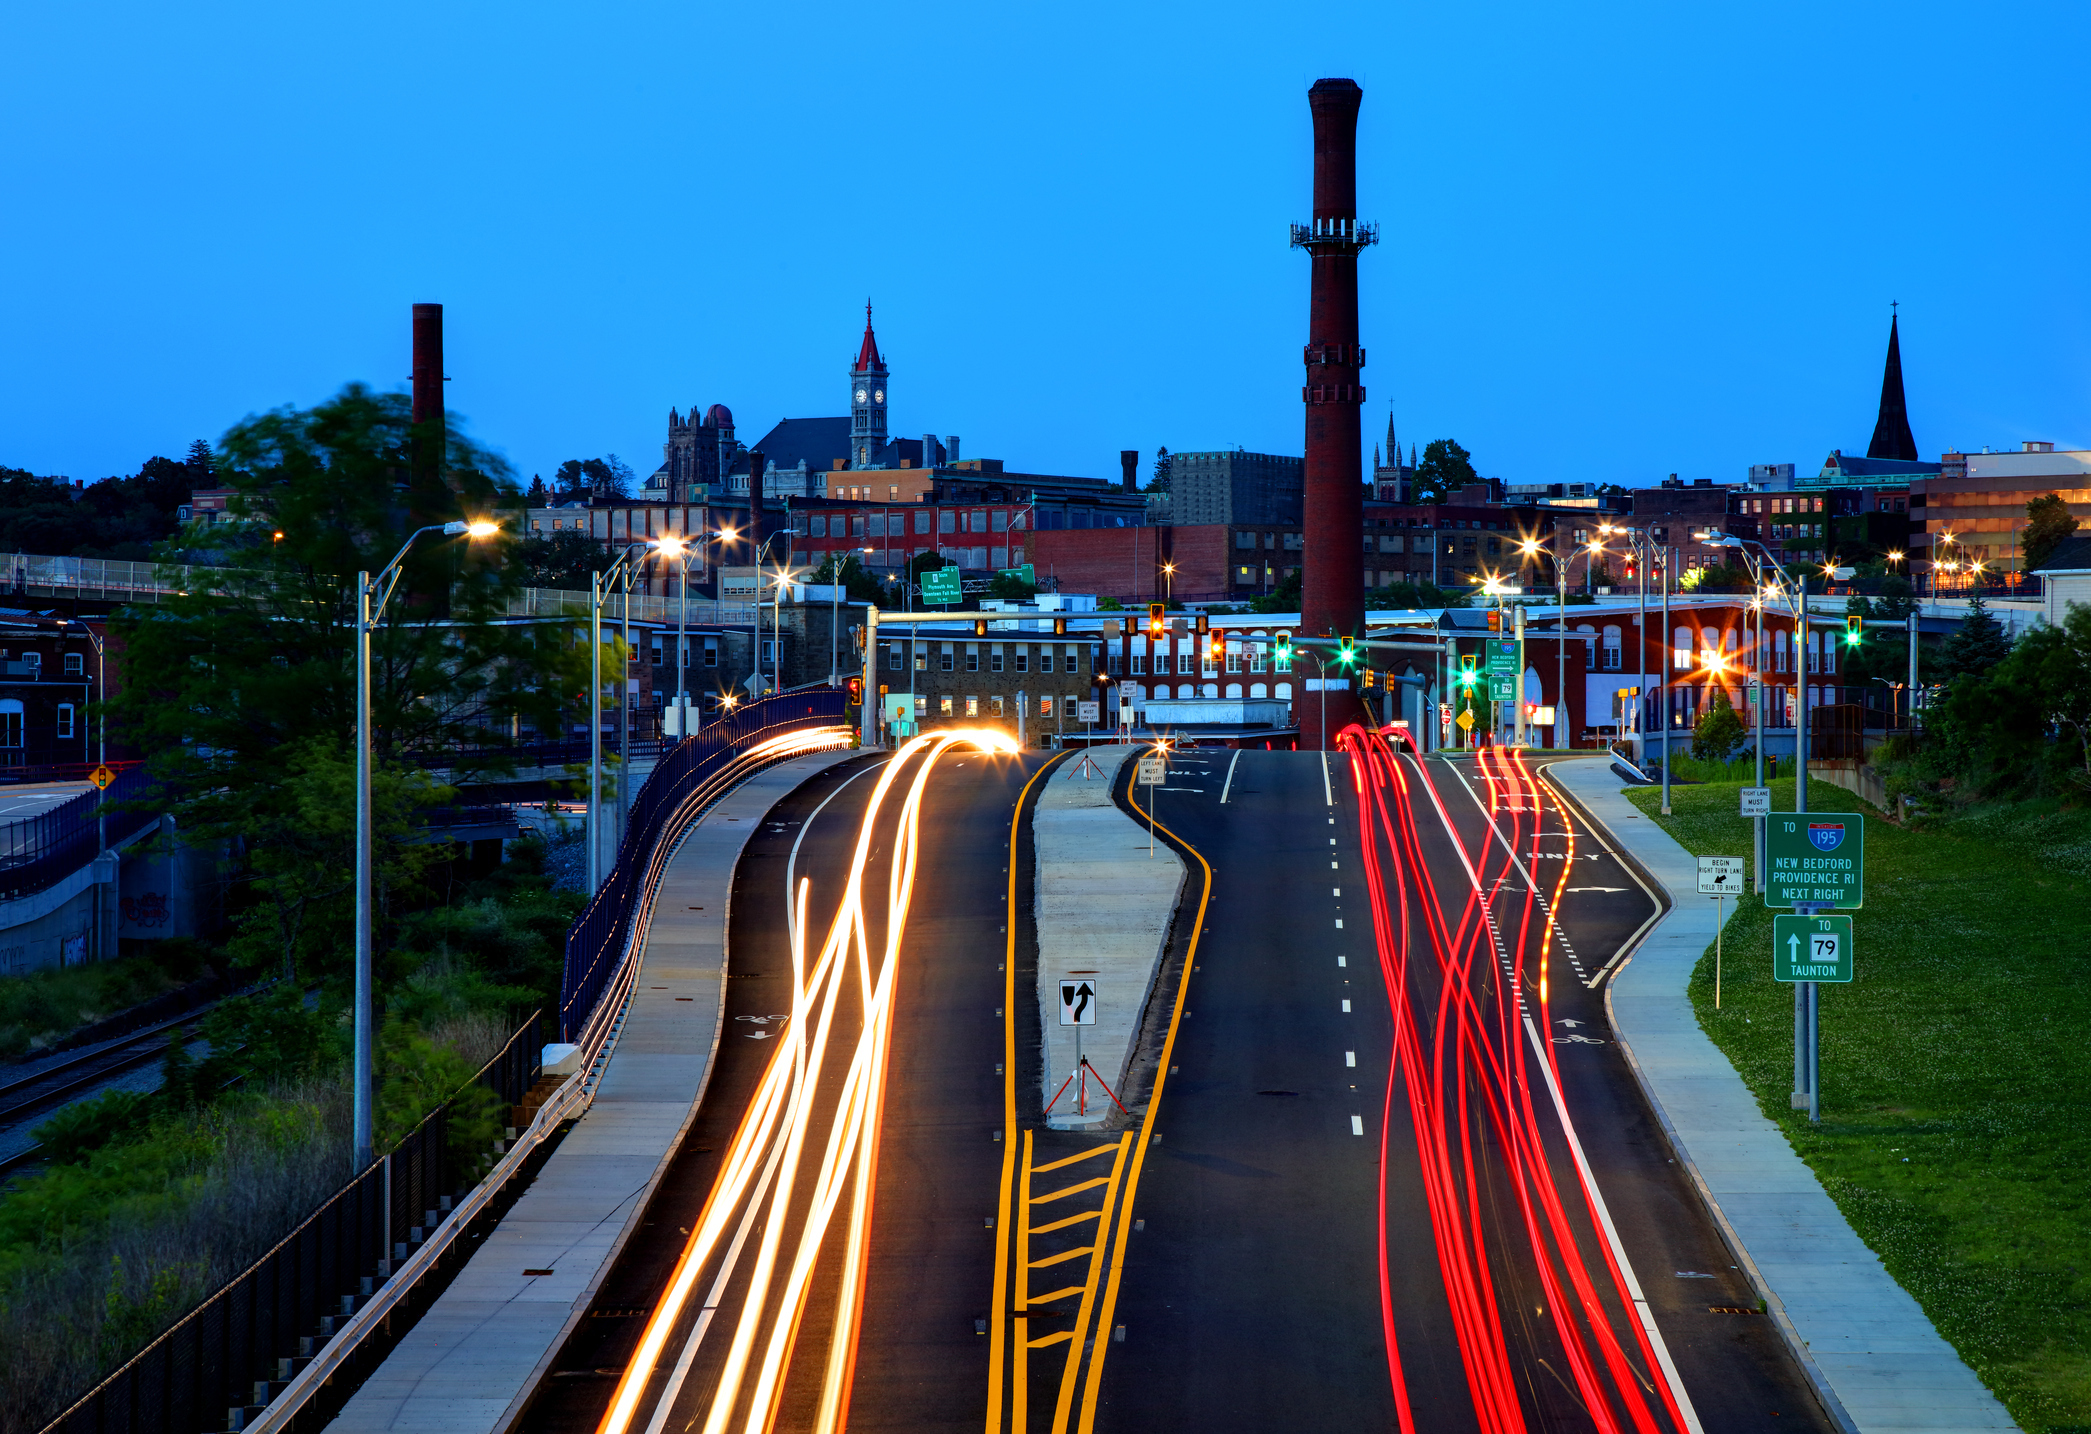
left=0, top=1001, right=224, bottom=1178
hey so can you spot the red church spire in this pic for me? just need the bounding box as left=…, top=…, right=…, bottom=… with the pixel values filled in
left=854, top=300, right=885, bottom=373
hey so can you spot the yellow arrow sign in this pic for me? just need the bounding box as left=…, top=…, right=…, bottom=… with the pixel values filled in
left=1455, top=708, right=1475, bottom=732
left=91, top=765, right=115, bottom=790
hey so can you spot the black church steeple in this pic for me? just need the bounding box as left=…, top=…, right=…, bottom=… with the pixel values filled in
left=1866, top=308, right=1918, bottom=462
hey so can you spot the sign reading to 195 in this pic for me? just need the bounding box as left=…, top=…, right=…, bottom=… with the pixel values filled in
left=1764, top=812, right=1864, bottom=909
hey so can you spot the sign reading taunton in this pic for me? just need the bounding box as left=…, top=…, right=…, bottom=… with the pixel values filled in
left=1765, top=812, right=1864, bottom=909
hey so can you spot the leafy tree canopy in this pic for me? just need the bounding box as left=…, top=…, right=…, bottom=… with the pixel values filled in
left=1412, top=440, right=1478, bottom=503
left=108, top=384, right=590, bottom=982
left=516, top=529, right=603, bottom=590
left=1936, top=594, right=2012, bottom=682
left=2022, top=491, right=2081, bottom=572
left=552, top=456, right=634, bottom=500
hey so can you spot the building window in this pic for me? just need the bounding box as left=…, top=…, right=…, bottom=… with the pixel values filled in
left=1107, top=653, right=1122, bottom=675
left=966, top=696, right=979, bottom=716
left=1063, top=697, right=1078, bottom=719
left=760, top=639, right=776, bottom=664
left=889, top=646, right=903, bottom=671
left=1040, top=654, right=1055, bottom=674
left=966, top=648, right=980, bottom=672
left=1015, top=652, right=1029, bottom=673
left=809, top=515, right=828, bottom=537
left=991, top=650, right=1005, bottom=672
left=1040, top=695, right=1053, bottom=717
left=1227, top=654, right=1242, bottom=674
left=941, top=695, right=954, bottom=715
left=917, top=648, right=929, bottom=671
left=56, top=703, right=74, bottom=739
left=1250, top=646, right=1265, bottom=673
left=939, top=511, right=956, bottom=534
left=63, top=653, right=83, bottom=676
left=940, top=645, right=955, bottom=672
left=991, top=695, right=1005, bottom=716
left=0, top=701, right=20, bottom=748
left=1130, top=654, right=1144, bottom=675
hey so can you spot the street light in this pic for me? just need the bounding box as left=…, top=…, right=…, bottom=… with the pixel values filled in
left=355, top=518, right=497, bottom=1170
left=1161, top=561, right=1176, bottom=601
left=590, top=541, right=655, bottom=894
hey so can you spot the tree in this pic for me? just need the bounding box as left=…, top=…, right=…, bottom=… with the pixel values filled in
left=517, top=530, right=603, bottom=590
left=2021, top=491, right=2080, bottom=572
left=185, top=439, right=216, bottom=478
left=987, top=570, right=1037, bottom=601
left=553, top=456, right=634, bottom=500
left=1146, top=448, right=1172, bottom=493
left=1691, top=690, right=1747, bottom=761
left=1412, top=440, right=1477, bottom=502
left=1936, top=594, right=2012, bottom=681
left=108, top=383, right=590, bottom=986
left=811, top=551, right=890, bottom=605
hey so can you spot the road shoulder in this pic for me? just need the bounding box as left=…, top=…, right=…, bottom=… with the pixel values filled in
left=1032, top=746, right=1184, bottom=1128
left=327, top=748, right=862, bottom=1434
left=1545, top=757, right=2019, bottom=1434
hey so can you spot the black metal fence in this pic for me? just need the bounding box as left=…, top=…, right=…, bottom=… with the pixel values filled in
left=0, top=766, right=159, bottom=902
left=38, top=1017, right=542, bottom=1434
left=559, top=689, right=847, bottom=1040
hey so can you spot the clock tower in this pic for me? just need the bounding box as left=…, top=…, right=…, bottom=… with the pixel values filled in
left=849, top=302, right=889, bottom=469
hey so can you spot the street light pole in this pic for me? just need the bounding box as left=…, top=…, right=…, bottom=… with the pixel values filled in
left=354, top=519, right=497, bottom=1171
left=589, top=542, right=650, bottom=894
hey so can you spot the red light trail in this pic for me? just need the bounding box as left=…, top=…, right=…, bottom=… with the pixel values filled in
left=1343, top=726, right=1702, bottom=1434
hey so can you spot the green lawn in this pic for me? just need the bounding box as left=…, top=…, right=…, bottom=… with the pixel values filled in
left=1625, top=778, right=2091, bottom=1434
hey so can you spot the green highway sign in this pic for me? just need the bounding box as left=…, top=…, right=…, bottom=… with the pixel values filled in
left=1773, top=913, right=1853, bottom=983
left=1488, top=675, right=1516, bottom=700
left=997, top=562, right=1036, bottom=585
left=1765, top=811, right=1864, bottom=909
left=1487, top=640, right=1519, bottom=673
left=919, top=566, right=962, bottom=606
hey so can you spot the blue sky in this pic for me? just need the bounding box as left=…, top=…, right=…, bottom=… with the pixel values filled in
left=3, top=1, right=2085, bottom=491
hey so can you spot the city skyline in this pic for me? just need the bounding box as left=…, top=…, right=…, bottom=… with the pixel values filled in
left=3, top=1, right=2085, bottom=490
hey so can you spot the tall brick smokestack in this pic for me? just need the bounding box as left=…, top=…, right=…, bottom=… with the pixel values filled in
left=1120, top=450, right=1139, bottom=493
left=1293, top=80, right=1375, bottom=645
left=411, top=303, right=444, bottom=477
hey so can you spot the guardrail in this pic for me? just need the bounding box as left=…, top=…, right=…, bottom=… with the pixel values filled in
left=0, top=552, right=756, bottom=627
left=0, top=765, right=159, bottom=902
left=37, top=1017, right=542, bottom=1434
left=559, top=687, right=848, bottom=1039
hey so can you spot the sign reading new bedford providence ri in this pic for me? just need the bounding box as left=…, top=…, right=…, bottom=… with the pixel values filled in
left=1765, top=812, right=1864, bottom=909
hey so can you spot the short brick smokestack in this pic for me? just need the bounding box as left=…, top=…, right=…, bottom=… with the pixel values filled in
left=1292, top=80, right=1375, bottom=646
left=1120, top=450, right=1139, bottom=493
left=409, top=305, right=443, bottom=482
left=747, top=450, right=767, bottom=568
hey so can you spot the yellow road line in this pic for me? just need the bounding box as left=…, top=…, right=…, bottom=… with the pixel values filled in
left=1029, top=1176, right=1112, bottom=1205
left=987, top=755, right=1064, bottom=1434
left=1028, top=1210, right=1103, bottom=1237
left=1027, top=1245, right=1097, bottom=1271
left=1027, top=1284, right=1088, bottom=1305
left=1027, top=1331, right=1076, bottom=1349
left=1031, top=1144, right=1121, bottom=1175
left=1072, top=778, right=1215, bottom=1434
left=1049, top=1133, right=1133, bottom=1434
left=1012, top=1128, right=1035, bottom=1428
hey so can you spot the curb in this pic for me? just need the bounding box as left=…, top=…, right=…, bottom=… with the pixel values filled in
left=1538, top=761, right=1863, bottom=1434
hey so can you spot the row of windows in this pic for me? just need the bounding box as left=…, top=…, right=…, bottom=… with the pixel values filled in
left=0, top=702, right=75, bottom=744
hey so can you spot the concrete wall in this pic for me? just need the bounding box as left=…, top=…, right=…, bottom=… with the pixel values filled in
left=0, top=817, right=212, bottom=974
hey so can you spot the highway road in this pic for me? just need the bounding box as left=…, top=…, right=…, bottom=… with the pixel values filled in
left=520, top=734, right=1833, bottom=1434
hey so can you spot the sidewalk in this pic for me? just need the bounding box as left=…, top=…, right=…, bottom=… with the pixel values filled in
left=1033, top=747, right=1184, bottom=1128
left=1545, top=758, right=2017, bottom=1434
left=330, top=747, right=861, bottom=1434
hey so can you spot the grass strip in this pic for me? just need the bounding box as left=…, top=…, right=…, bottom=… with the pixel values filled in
left=1623, top=776, right=2090, bottom=1432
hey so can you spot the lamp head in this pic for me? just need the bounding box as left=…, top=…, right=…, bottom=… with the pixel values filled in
left=655, top=533, right=687, bottom=557
left=465, top=521, right=499, bottom=538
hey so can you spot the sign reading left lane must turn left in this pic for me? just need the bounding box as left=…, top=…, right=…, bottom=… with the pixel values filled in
left=1059, top=979, right=1097, bottom=1025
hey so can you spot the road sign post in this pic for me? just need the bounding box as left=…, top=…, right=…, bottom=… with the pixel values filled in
left=1058, top=977, right=1098, bottom=1116
left=1698, top=855, right=1744, bottom=1009
left=1136, top=753, right=1165, bottom=855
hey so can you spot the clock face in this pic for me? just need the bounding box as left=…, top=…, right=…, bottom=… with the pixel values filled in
left=855, top=389, right=868, bottom=403
left=873, top=389, right=884, bottom=403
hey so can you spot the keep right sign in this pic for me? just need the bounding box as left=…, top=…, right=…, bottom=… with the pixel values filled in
left=1765, top=812, right=1864, bottom=909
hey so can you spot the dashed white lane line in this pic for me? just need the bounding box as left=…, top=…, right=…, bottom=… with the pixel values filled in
left=1351, top=1115, right=1365, bottom=1136
left=1336, top=956, right=1346, bottom=968
left=1341, top=999, right=1352, bottom=1012
left=1220, top=748, right=1243, bottom=804
left=1345, top=1051, right=1356, bottom=1067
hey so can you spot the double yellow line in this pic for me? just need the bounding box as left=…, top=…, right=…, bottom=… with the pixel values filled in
left=985, top=756, right=1215, bottom=1434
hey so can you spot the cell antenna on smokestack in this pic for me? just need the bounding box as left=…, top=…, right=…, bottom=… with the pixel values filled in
left=1292, top=79, right=1376, bottom=650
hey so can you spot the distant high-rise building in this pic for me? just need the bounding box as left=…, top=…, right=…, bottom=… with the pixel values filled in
left=1163, top=449, right=1304, bottom=526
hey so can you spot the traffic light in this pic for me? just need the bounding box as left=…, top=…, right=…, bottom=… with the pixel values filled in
left=1336, top=635, right=1358, bottom=667
left=974, top=618, right=988, bottom=637
left=1147, top=602, right=1166, bottom=638
left=1274, top=631, right=1293, bottom=672
left=1195, top=612, right=1209, bottom=636
left=1054, top=617, right=1068, bottom=635
left=845, top=676, right=863, bottom=705
left=1486, top=608, right=1502, bottom=634
left=1844, top=614, right=1863, bottom=647
left=1457, top=657, right=1479, bottom=687
left=1361, top=669, right=1378, bottom=690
